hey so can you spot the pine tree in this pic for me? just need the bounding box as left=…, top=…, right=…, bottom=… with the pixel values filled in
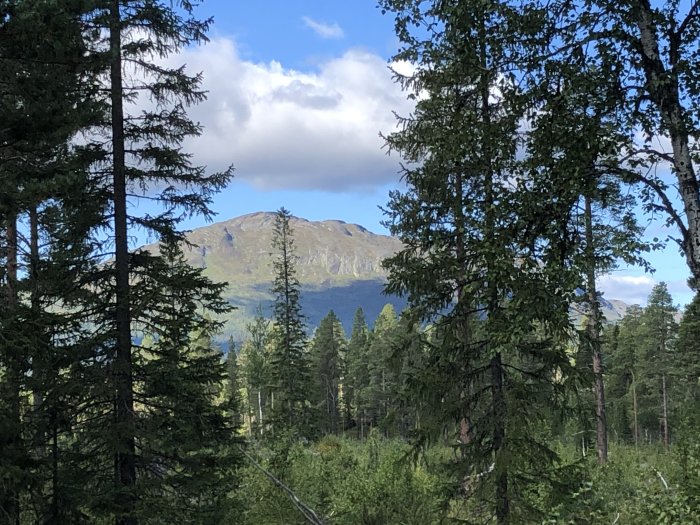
left=0, top=1, right=101, bottom=520
left=130, top=241, right=242, bottom=522
left=239, top=308, right=271, bottom=438
left=608, top=287, right=680, bottom=446
left=310, top=310, right=346, bottom=436
left=345, top=307, right=371, bottom=438
left=64, top=1, right=234, bottom=521
left=641, top=283, right=678, bottom=447
left=380, top=1, right=587, bottom=520
left=268, top=208, right=311, bottom=437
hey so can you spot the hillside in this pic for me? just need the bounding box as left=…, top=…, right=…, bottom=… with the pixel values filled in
left=145, top=212, right=406, bottom=340
left=144, top=211, right=631, bottom=341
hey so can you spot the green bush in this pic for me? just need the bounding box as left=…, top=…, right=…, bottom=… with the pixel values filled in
left=238, top=434, right=445, bottom=525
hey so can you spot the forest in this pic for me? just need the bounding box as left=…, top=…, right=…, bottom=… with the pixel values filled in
left=1, top=0, right=700, bottom=524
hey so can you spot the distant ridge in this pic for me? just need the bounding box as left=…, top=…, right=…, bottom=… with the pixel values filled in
left=142, top=211, right=631, bottom=341
left=145, top=212, right=406, bottom=340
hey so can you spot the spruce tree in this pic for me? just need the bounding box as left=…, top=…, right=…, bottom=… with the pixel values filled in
left=268, top=208, right=311, bottom=437
left=0, top=1, right=100, bottom=520
left=380, top=1, right=587, bottom=520
left=367, top=304, right=399, bottom=435
left=606, top=305, right=645, bottom=445
left=310, top=310, right=346, bottom=436
left=345, top=307, right=371, bottom=437
left=130, top=241, right=242, bottom=522
left=676, top=293, right=700, bottom=425
left=70, top=1, right=233, bottom=521
left=239, top=308, right=271, bottom=438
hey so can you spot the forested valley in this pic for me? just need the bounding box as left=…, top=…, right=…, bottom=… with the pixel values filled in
left=2, top=0, right=700, bottom=524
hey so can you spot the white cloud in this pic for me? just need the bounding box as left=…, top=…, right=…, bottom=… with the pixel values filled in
left=597, top=274, right=657, bottom=305
left=302, top=16, right=344, bottom=39
left=163, top=37, right=413, bottom=191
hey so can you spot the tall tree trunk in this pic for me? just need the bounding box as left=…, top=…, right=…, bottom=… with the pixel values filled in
left=30, top=204, right=43, bottom=411
left=2, top=212, right=21, bottom=525
left=491, top=353, right=508, bottom=525
left=634, top=4, right=700, bottom=287
left=110, top=2, right=137, bottom=523
left=51, top=409, right=59, bottom=522
left=29, top=204, right=50, bottom=520
left=661, top=374, right=669, bottom=449
left=454, top=169, right=473, bottom=449
left=632, top=370, right=639, bottom=450
left=258, top=390, right=264, bottom=437
left=584, top=195, right=608, bottom=464
left=29, top=205, right=46, bottom=443
left=477, top=13, right=509, bottom=521
left=476, top=11, right=509, bottom=520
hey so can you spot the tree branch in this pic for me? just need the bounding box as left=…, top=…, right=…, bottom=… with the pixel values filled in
left=239, top=446, right=327, bottom=525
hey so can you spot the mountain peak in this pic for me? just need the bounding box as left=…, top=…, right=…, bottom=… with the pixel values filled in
left=157, top=212, right=405, bottom=339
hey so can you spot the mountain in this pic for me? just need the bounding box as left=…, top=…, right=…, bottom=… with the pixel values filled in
left=146, top=212, right=406, bottom=341
left=143, top=211, right=631, bottom=342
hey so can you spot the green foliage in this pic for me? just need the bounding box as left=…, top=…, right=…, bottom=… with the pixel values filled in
left=676, top=293, right=700, bottom=422
left=310, top=310, right=346, bottom=436
left=0, top=0, right=105, bottom=520
left=269, top=208, right=313, bottom=437
left=240, top=435, right=445, bottom=525
left=239, top=308, right=272, bottom=437
left=366, top=304, right=400, bottom=433
left=2, top=0, right=241, bottom=520
left=378, top=0, right=593, bottom=520
left=345, top=307, right=372, bottom=437
left=605, top=285, right=681, bottom=445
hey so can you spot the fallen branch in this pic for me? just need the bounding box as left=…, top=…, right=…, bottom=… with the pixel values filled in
left=654, top=468, right=669, bottom=491
left=239, top=446, right=327, bottom=525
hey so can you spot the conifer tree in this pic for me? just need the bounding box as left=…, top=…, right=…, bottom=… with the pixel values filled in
left=66, top=1, right=234, bottom=521
left=640, top=283, right=678, bottom=447
left=607, top=287, right=680, bottom=446
left=226, top=340, right=244, bottom=431
left=380, top=1, right=587, bottom=520
left=240, top=309, right=272, bottom=437
left=310, top=310, right=346, bottom=435
left=0, top=1, right=100, bottom=520
left=345, top=307, right=371, bottom=437
left=129, top=241, right=242, bottom=522
left=367, top=304, right=399, bottom=434
left=606, top=305, right=645, bottom=445
left=525, top=54, right=650, bottom=464
left=268, top=208, right=311, bottom=437
left=676, top=293, right=700, bottom=425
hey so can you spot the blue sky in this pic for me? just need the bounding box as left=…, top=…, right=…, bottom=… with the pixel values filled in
left=159, top=1, right=693, bottom=308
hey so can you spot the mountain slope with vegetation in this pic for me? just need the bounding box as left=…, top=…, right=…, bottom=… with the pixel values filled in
left=144, top=211, right=633, bottom=341
left=145, top=211, right=407, bottom=339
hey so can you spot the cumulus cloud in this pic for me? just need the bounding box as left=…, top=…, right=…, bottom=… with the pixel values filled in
left=161, top=37, right=413, bottom=191
left=597, top=274, right=657, bottom=305
left=302, top=16, right=345, bottom=39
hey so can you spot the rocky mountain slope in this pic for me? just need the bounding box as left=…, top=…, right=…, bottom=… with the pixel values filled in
left=144, top=211, right=631, bottom=341
left=148, top=212, right=405, bottom=340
